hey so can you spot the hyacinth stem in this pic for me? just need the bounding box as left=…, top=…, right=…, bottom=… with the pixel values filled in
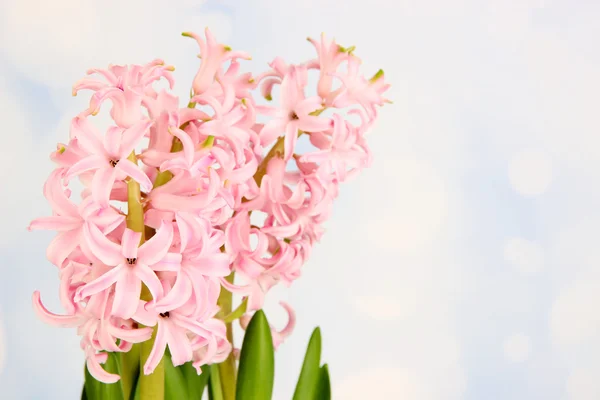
left=126, top=152, right=165, bottom=400
left=217, top=272, right=237, bottom=400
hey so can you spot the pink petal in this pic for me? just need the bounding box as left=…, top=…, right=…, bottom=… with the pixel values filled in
left=28, top=216, right=81, bottom=232
left=138, top=222, right=173, bottom=266
left=277, top=301, right=296, bottom=338
left=87, top=353, right=121, bottom=384
left=155, top=273, right=192, bottom=313
left=76, top=265, right=123, bottom=300
left=46, top=229, right=81, bottom=267
left=109, top=325, right=153, bottom=343
left=295, top=96, right=324, bottom=117
left=91, top=166, right=118, bottom=206
left=283, top=122, right=299, bottom=160
left=144, top=320, right=168, bottom=375
left=150, top=252, right=182, bottom=272
left=71, top=116, right=106, bottom=155
left=168, top=127, right=195, bottom=166
left=44, top=169, right=78, bottom=217
left=112, top=268, right=142, bottom=319
left=120, top=119, right=154, bottom=157
left=121, top=229, right=141, bottom=259
left=133, top=301, right=158, bottom=327
left=32, top=291, right=80, bottom=327
left=83, top=223, right=123, bottom=266
left=280, top=72, right=299, bottom=112
left=65, top=155, right=107, bottom=181
left=297, top=115, right=331, bottom=133
left=116, top=158, right=153, bottom=192
left=134, top=263, right=164, bottom=301
left=168, top=325, right=193, bottom=366
left=104, top=126, right=123, bottom=157
left=259, top=119, right=286, bottom=147
left=193, top=253, right=230, bottom=277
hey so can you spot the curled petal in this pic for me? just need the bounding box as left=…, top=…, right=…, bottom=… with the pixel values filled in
left=86, top=351, right=121, bottom=384
left=32, top=291, right=80, bottom=327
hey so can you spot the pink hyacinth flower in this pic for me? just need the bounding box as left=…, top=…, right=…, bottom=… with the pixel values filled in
left=28, top=169, right=125, bottom=267
left=73, top=60, right=175, bottom=128
left=75, top=222, right=181, bottom=319
left=183, top=28, right=251, bottom=95
left=259, top=67, right=331, bottom=160
left=65, top=116, right=154, bottom=206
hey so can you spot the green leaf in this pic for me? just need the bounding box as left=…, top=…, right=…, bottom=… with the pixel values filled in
left=236, top=310, right=275, bottom=400
left=129, top=369, right=140, bottom=400
left=314, top=364, right=331, bottom=400
left=164, top=353, right=189, bottom=400
left=84, top=352, right=124, bottom=400
left=292, top=327, right=322, bottom=400
left=132, top=377, right=140, bottom=400
left=208, top=364, right=224, bottom=400
left=180, top=362, right=210, bottom=400
left=120, top=344, right=140, bottom=400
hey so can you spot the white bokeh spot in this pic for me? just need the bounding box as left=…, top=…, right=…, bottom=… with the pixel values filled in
left=353, top=293, right=417, bottom=321
left=551, top=280, right=600, bottom=349
left=566, top=369, right=600, bottom=400
left=503, top=333, right=532, bottom=363
left=508, top=149, right=553, bottom=197
left=504, top=237, right=544, bottom=275
left=363, top=157, right=448, bottom=253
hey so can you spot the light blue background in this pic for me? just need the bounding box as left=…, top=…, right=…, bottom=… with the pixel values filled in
left=1, top=0, right=599, bottom=399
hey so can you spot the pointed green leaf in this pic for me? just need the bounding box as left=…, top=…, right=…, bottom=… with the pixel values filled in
left=208, top=364, right=224, bottom=400
left=292, top=327, right=322, bottom=400
left=236, top=310, right=275, bottom=400
left=164, top=353, right=189, bottom=400
left=314, top=364, right=331, bottom=400
left=180, top=362, right=210, bottom=399
left=84, top=352, right=124, bottom=400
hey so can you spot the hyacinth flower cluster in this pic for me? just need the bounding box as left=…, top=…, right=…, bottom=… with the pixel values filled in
left=29, top=28, right=389, bottom=397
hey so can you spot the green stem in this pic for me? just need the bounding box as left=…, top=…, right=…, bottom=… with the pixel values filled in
left=120, top=345, right=140, bottom=400
left=223, top=298, right=248, bottom=323
left=126, top=152, right=165, bottom=400
left=217, top=273, right=237, bottom=400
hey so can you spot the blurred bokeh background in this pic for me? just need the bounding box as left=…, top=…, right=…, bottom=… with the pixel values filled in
left=1, top=0, right=600, bottom=398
